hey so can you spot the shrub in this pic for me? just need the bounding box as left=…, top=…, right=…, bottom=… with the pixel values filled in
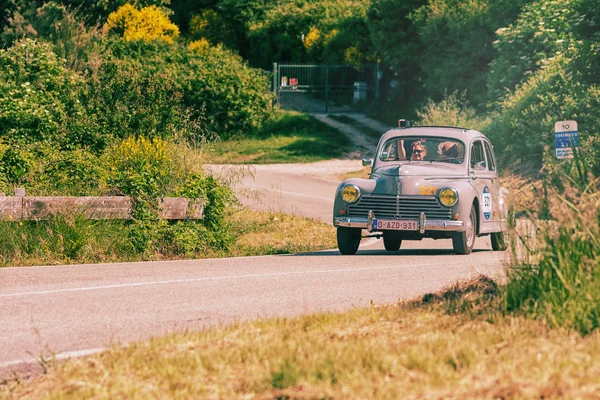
left=80, top=59, right=208, bottom=146
left=104, top=3, right=179, bottom=43
left=487, top=0, right=576, bottom=101
left=103, top=136, right=183, bottom=198
left=217, top=0, right=371, bottom=69
left=0, top=38, right=84, bottom=145
left=103, top=40, right=273, bottom=138
left=416, top=92, right=490, bottom=130
left=486, top=55, right=600, bottom=172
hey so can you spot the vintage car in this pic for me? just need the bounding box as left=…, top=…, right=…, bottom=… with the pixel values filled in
left=333, top=121, right=509, bottom=255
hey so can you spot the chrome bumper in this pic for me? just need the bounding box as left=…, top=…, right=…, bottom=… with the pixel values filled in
left=334, top=216, right=464, bottom=232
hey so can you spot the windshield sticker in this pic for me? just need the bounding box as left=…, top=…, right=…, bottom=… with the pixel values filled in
left=483, top=186, right=492, bottom=220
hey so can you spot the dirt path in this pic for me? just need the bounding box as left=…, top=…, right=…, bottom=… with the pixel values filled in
left=310, top=113, right=393, bottom=159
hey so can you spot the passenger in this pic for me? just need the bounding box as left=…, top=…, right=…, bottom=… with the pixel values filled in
left=437, top=141, right=460, bottom=162
left=396, top=139, right=407, bottom=160
left=411, top=141, right=427, bottom=161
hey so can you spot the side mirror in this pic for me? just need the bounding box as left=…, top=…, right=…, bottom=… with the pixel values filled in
left=362, top=158, right=372, bottom=167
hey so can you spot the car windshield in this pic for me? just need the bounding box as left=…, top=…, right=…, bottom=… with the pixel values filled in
left=378, top=136, right=466, bottom=164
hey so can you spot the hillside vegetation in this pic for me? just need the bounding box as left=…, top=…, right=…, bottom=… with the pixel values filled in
left=0, top=0, right=599, bottom=397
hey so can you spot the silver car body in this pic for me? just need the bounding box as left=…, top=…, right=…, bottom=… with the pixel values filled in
left=333, top=126, right=508, bottom=245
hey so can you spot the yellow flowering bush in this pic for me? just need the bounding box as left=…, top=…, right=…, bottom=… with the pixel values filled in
left=303, top=26, right=321, bottom=51
left=188, top=38, right=210, bottom=53
left=104, top=4, right=179, bottom=43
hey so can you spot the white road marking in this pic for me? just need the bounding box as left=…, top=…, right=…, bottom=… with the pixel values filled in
left=0, top=260, right=493, bottom=299
left=0, top=348, right=106, bottom=369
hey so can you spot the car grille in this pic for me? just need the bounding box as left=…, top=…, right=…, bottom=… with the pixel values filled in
left=347, top=194, right=452, bottom=220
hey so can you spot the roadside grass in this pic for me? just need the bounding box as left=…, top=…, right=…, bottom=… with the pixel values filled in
left=206, top=110, right=351, bottom=164
left=5, top=277, right=600, bottom=399
left=227, top=209, right=336, bottom=256
left=0, top=208, right=336, bottom=267
left=336, top=165, right=371, bottom=181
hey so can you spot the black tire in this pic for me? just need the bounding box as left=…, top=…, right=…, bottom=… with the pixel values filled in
left=383, top=231, right=402, bottom=251
left=452, top=205, right=477, bottom=255
left=491, top=231, right=507, bottom=251
left=337, top=227, right=361, bottom=255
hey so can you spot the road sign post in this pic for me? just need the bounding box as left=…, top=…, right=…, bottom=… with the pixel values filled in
left=554, top=120, right=579, bottom=159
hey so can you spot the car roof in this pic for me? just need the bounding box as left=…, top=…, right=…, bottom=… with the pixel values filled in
left=379, top=126, right=486, bottom=143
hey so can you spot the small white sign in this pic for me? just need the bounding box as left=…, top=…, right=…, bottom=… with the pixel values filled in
left=554, top=120, right=579, bottom=159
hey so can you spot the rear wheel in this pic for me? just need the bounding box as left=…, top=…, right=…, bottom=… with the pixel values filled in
left=491, top=231, right=507, bottom=251
left=337, top=227, right=361, bottom=255
left=383, top=231, right=402, bottom=251
left=452, top=205, right=477, bottom=255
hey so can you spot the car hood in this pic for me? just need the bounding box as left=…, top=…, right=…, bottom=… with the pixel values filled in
left=372, top=162, right=465, bottom=178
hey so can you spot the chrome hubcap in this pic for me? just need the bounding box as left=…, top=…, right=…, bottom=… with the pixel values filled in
left=466, top=211, right=475, bottom=247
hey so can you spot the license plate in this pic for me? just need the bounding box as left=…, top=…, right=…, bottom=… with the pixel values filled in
left=373, top=219, right=418, bottom=231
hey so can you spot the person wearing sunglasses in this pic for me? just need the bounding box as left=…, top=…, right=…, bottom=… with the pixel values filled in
left=411, top=142, right=427, bottom=161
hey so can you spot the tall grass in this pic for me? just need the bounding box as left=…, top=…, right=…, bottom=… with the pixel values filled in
left=0, top=214, right=135, bottom=267
left=504, top=173, right=600, bottom=335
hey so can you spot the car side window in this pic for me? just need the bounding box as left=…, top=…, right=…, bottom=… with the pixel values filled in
left=470, top=140, right=487, bottom=171
left=483, top=141, right=496, bottom=171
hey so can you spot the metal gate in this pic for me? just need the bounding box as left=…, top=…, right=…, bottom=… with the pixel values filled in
left=273, top=63, right=380, bottom=113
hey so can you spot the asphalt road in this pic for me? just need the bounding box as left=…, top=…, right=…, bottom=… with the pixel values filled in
left=0, top=161, right=507, bottom=376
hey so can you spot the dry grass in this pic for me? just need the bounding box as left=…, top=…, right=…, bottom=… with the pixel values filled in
left=4, top=277, right=600, bottom=399
left=227, top=209, right=336, bottom=256
left=499, top=173, right=542, bottom=217
left=335, top=166, right=371, bottom=181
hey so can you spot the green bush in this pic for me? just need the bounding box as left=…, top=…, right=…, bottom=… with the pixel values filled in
left=80, top=60, right=207, bottom=146
left=0, top=38, right=84, bottom=145
left=487, top=0, right=576, bottom=101
left=486, top=55, right=600, bottom=172
left=103, top=137, right=183, bottom=198
left=217, top=0, right=371, bottom=68
left=103, top=39, right=273, bottom=138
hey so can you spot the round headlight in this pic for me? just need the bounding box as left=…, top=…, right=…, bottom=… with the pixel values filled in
left=439, top=188, right=458, bottom=207
left=341, top=185, right=360, bottom=203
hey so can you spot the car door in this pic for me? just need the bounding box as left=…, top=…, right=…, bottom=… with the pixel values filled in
left=482, top=139, right=504, bottom=231
left=469, top=139, right=496, bottom=233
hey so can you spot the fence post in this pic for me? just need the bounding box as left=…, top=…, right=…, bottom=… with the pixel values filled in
left=272, top=62, right=278, bottom=97
left=324, top=64, right=330, bottom=113
left=375, top=62, right=381, bottom=115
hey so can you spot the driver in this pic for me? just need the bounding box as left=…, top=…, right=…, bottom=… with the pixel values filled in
left=411, top=142, right=427, bottom=161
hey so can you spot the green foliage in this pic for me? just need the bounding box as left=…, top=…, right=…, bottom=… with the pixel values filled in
left=416, top=92, right=489, bottom=130
left=486, top=55, right=600, bottom=172
left=0, top=38, right=83, bottom=144
left=0, top=216, right=135, bottom=266
left=487, top=0, right=576, bottom=101
left=504, top=173, right=600, bottom=335
left=59, top=0, right=171, bottom=25
left=81, top=59, right=207, bottom=146
left=104, top=137, right=182, bottom=198
left=410, top=0, right=530, bottom=106
left=217, top=0, right=371, bottom=69
left=103, top=39, right=273, bottom=138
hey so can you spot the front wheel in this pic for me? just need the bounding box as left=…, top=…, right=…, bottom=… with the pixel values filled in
left=337, top=227, right=361, bottom=255
left=491, top=231, right=507, bottom=251
left=383, top=231, right=402, bottom=251
left=452, top=205, right=477, bottom=255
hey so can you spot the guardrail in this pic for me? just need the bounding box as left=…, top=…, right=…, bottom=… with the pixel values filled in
left=0, top=190, right=203, bottom=221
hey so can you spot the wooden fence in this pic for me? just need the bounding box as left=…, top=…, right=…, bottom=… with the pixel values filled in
left=0, top=191, right=203, bottom=221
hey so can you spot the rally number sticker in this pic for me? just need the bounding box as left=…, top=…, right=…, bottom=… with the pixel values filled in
left=419, top=186, right=438, bottom=195
left=482, top=186, right=492, bottom=220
